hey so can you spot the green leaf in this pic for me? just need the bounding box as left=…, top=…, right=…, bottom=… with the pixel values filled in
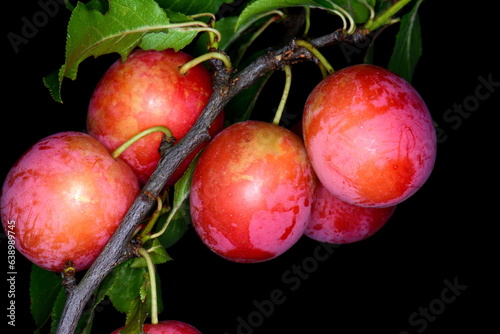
left=46, top=0, right=205, bottom=102
left=64, top=0, right=169, bottom=81
left=155, top=0, right=234, bottom=16
left=139, top=10, right=198, bottom=51
left=30, top=264, right=64, bottom=333
left=106, top=261, right=148, bottom=314
left=388, top=0, right=423, bottom=82
left=120, top=294, right=148, bottom=334
left=107, top=260, right=164, bottom=334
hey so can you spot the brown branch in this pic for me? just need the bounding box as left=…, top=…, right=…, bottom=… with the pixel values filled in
left=55, top=27, right=367, bottom=334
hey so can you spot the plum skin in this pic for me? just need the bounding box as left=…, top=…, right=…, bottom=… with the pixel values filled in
left=303, top=64, right=437, bottom=208
left=190, top=120, right=317, bottom=263
left=0, top=132, right=139, bottom=272
left=87, top=48, right=224, bottom=186
left=111, top=320, right=202, bottom=334
left=305, top=182, right=396, bottom=244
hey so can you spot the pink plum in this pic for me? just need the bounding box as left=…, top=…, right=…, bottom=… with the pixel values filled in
left=0, top=132, right=139, bottom=272
left=190, top=121, right=317, bottom=263
left=305, top=182, right=396, bottom=244
left=303, top=64, right=437, bottom=207
left=87, top=48, right=224, bottom=186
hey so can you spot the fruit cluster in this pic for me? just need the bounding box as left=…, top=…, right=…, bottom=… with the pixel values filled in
left=1, top=48, right=436, bottom=333
left=191, top=63, right=436, bottom=262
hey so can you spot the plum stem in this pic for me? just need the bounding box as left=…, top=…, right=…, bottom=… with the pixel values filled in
left=189, top=12, right=216, bottom=22
left=137, top=247, right=158, bottom=325
left=296, top=39, right=334, bottom=76
left=138, top=196, right=170, bottom=243
left=111, top=126, right=174, bottom=160
left=179, top=52, right=232, bottom=75
left=272, top=64, right=292, bottom=126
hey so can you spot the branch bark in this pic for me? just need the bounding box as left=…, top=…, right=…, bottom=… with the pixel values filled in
left=55, top=27, right=367, bottom=334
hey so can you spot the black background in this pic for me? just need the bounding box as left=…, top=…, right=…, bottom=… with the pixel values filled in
left=2, top=1, right=497, bottom=333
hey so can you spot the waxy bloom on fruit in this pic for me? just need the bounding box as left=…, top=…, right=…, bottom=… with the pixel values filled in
left=303, top=64, right=437, bottom=207
left=87, top=48, right=224, bottom=186
left=305, top=182, right=396, bottom=244
left=190, top=121, right=317, bottom=263
left=0, top=132, right=139, bottom=272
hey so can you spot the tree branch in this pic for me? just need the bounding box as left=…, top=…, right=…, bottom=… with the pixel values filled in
left=55, top=27, right=367, bottom=334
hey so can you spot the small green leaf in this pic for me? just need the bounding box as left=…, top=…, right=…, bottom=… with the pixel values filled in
left=30, top=264, right=64, bottom=332
left=388, top=0, right=423, bottom=82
